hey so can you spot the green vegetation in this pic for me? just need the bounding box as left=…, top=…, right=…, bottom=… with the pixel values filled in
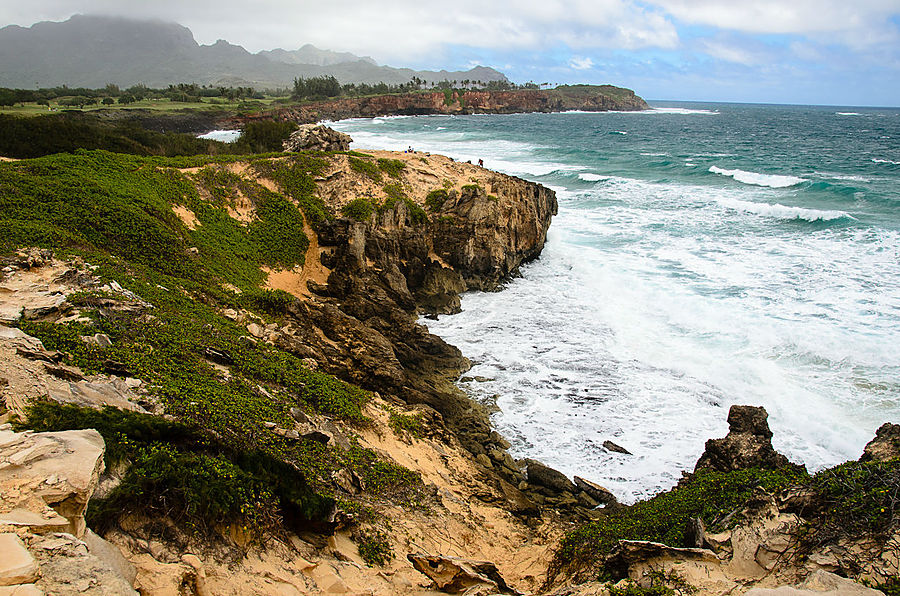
left=250, top=154, right=332, bottom=229
left=0, top=149, right=433, bottom=541
left=800, top=458, right=900, bottom=553
left=387, top=408, right=423, bottom=439
left=425, top=189, right=449, bottom=211
left=381, top=183, right=427, bottom=224
left=376, top=158, right=405, bottom=179
left=356, top=529, right=394, bottom=567
left=551, top=467, right=809, bottom=582
left=17, top=400, right=332, bottom=541
left=348, top=155, right=383, bottom=182
left=342, top=197, right=377, bottom=221
left=607, top=571, right=696, bottom=596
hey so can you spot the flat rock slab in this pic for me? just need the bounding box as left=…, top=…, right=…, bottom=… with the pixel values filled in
left=746, top=570, right=882, bottom=595
left=0, top=585, right=43, bottom=595
left=0, top=532, right=39, bottom=586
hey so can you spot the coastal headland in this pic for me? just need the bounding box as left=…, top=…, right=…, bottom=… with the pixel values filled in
left=0, top=125, right=898, bottom=595
left=224, top=85, right=650, bottom=127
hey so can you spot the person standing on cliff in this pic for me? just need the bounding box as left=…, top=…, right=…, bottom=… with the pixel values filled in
left=478, top=159, right=484, bottom=167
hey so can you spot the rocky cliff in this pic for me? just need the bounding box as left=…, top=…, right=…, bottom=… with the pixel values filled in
left=1, top=146, right=897, bottom=596
left=223, top=85, right=648, bottom=126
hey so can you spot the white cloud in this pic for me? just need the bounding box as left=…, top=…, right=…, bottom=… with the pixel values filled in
left=569, top=56, right=594, bottom=70
left=648, top=0, right=900, bottom=49
left=0, top=0, right=682, bottom=60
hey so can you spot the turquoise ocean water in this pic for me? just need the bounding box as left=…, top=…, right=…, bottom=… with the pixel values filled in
left=330, top=102, right=900, bottom=501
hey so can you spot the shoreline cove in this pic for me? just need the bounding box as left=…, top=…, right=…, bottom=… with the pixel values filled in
left=331, top=104, right=900, bottom=503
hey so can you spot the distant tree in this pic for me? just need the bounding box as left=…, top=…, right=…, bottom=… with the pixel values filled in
left=102, top=97, right=115, bottom=105
left=118, top=94, right=136, bottom=105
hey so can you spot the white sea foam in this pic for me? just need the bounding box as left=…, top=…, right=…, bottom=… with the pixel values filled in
left=335, top=113, right=900, bottom=502
left=647, top=107, right=720, bottom=115
left=709, top=166, right=806, bottom=188
left=196, top=129, right=241, bottom=143
left=836, top=112, right=863, bottom=116
left=611, top=130, right=628, bottom=135
left=715, top=196, right=855, bottom=222
left=579, top=173, right=606, bottom=182
left=872, top=158, right=900, bottom=165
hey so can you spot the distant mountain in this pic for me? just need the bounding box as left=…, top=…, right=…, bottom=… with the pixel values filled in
left=259, top=45, right=378, bottom=67
left=0, top=15, right=508, bottom=89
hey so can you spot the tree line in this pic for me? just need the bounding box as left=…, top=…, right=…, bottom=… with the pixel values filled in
left=290, top=75, right=539, bottom=101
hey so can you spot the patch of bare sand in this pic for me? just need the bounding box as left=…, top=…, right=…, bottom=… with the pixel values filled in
left=263, top=220, right=331, bottom=299
left=353, top=399, right=559, bottom=594
left=315, top=150, right=499, bottom=213
left=227, top=161, right=279, bottom=193
left=172, top=205, right=199, bottom=230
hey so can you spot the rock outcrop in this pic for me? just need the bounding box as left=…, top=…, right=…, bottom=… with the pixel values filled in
left=860, top=422, right=900, bottom=462
left=695, top=405, right=798, bottom=473
left=282, top=124, right=352, bottom=152
left=220, top=86, right=648, bottom=128
left=0, top=427, right=137, bottom=595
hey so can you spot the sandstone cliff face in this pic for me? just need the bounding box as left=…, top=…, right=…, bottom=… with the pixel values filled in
left=254, top=86, right=648, bottom=124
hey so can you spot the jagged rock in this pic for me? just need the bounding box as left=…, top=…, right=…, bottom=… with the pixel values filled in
left=42, top=363, right=85, bottom=382
left=0, top=429, right=105, bottom=538
left=28, top=532, right=138, bottom=595
left=525, top=459, right=576, bottom=494
left=744, top=569, right=882, bottom=595
left=694, top=405, right=796, bottom=473
left=603, top=440, right=631, bottom=455
left=860, top=423, right=900, bottom=462
left=573, top=476, right=618, bottom=506
left=283, top=124, right=352, bottom=152
left=407, top=554, right=519, bottom=594
left=0, top=532, right=39, bottom=586
left=604, top=540, right=719, bottom=580
left=496, top=478, right=540, bottom=517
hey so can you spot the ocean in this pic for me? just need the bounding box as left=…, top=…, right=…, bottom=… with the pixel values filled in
left=329, top=102, right=900, bottom=502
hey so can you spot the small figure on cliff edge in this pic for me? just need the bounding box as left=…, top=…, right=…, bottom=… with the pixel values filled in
left=478, top=158, right=484, bottom=167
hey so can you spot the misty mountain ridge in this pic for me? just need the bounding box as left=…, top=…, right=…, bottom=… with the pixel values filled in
left=0, top=14, right=508, bottom=89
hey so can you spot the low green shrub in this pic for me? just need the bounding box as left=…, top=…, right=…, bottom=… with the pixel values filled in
left=551, top=467, right=808, bottom=582
left=356, top=529, right=394, bottom=566
left=376, top=158, right=405, bottom=179
left=348, top=156, right=382, bottom=182
left=342, top=197, right=376, bottom=221
left=425, top=189, right=449, bottom=211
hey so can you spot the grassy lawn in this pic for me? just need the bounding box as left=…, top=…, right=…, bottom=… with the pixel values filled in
left=0, top=96, right=289, bottom=116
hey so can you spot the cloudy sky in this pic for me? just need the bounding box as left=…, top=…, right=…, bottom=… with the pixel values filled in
left=3, top=0, right=899, bottom=106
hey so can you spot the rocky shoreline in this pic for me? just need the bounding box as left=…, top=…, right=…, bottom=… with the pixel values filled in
left=0, top=134, right=898, bottom=595
left=223, top=86, right=649, bottom=128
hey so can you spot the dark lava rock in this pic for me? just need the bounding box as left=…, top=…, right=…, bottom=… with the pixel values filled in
left=694, top=405, right=797, bottom=473
left=603, top=440, right=632, bottom=455
left=574, top=476, right=618, bottom=506
left=525, top=459, right=576, bottom=494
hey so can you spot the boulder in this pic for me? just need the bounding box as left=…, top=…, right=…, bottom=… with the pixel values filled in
left=283, top=124, right=352, bottom=152
left=407, top=554, right=519, bottom=594
left=0, top=429, right=105, bottom=538
left=574, top=476, right=618, bottom=506
left=694, top=406, right=796, bottom=473
left=860, top=422, right=900, bottom=462
left=603, top=440, right=632, bottom=455
left=525, top=459, right=576, bottom=494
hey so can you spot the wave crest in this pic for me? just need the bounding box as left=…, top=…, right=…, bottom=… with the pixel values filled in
left=710, top=166, right=806, bottom=188
left=716, top=196, right=855, bottom=222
